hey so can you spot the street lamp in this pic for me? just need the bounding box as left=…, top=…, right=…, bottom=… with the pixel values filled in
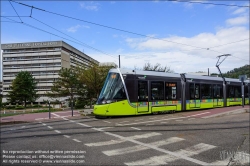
left=48, top=100, right=51, bottom=119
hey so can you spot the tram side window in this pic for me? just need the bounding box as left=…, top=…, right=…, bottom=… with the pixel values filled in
left=235, top=86, right=241, bottom=98
left=213, top=84, right=222, bottom=98
left=190, top=83, right=200, bottom=99
left=228, top=86, right=241, bottom=98
left=151, top=82, right=164, bottom=100
left=201, top=84, right=212, bottom=99
left=165, top=82, right=177, bottom=100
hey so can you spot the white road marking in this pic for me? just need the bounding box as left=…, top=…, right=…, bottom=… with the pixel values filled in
left=131, top=127, right=141, bottom=130
left=21, top=126, right=26, bottom=128
left=53, top=111, right=72, bottom=114
left=103, top=137, right=185, bottom=156
left=119, top=117, right=186, bottom=126
left=85, top=132, right=161, bottom=147
left=54, top=130, right=61, bottom=133
left=51, top=113, right=61, bottom=117
left=70, top=120, right=75, bottom=123
left=77, top=123, right=91, bottom=127
left=63, top=118, right=68, bottom=120
left=103, top=120, right=111, bottom=123
left=98, top=131, right=210, bottom=165
left=146, top=124, right=155, bottom=126
left=98, top=127, right=114, bottom=131
left=63, top=135, right=70, bottom=138
left=186, top=112, right=210, bottom=118
left=47, top=126, right=53, bottom=129
left=42, top=123, right=47, bottom=126
left=61, top=117, right=211, bottom=165
left=125, top=143, right=216, bottom=165
left=73, top=139, right=81, bottom=143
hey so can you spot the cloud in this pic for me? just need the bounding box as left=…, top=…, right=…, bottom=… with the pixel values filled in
left=67, top=25, right=81, bottom=33
left=111, top=26, right=249, bottom=73
left=67, top=25, right=89, bottom=33
left=80, top=2, right=99, bottom=11
left=226, top=16, right=249, bottom=26
left=232, top=8, right=247, bottom=15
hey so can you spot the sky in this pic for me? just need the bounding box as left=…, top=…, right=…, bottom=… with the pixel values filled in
left=1, top=0, right=249, bottom=80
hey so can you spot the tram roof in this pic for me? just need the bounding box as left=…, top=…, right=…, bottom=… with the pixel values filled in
left=109, top=68, right=243, bottom=83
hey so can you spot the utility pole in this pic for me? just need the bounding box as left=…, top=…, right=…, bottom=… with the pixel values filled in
left=216, top=54, right=231, bottom=107
left=119, top=55, right=121, bottom=68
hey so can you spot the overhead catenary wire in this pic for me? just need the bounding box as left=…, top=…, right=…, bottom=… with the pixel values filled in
left=8, top=0, right=23, bottom=23
left=5, top=1, right=249, bottom=64
left=208, top=38, right=249, bottom=49
left=9, top=0, right=209, bottom=50
left=30, top=16, right=117, bottom=59
left=9, top=0, right=250, bottom=53
left=166, top=0, right=250, bottom=8
left=2, top=16, right=117, bottom=61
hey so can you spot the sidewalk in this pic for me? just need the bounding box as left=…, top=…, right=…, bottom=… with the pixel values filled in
left=0, top=109, right=94, bottom=125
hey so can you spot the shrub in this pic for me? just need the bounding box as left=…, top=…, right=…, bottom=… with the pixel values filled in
left=5, top=105, right=16, bottom=109
left=15, top=106, right=25, bottom=110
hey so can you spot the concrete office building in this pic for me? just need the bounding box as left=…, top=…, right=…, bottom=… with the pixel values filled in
left=0, top=81, right=2, bottom=95
left=1, top=41, right=99, bottom=103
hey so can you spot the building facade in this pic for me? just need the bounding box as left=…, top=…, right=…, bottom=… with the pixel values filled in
left=0, top=81, right=2, bottom=95
left=1, top=41, right=99, bottom=103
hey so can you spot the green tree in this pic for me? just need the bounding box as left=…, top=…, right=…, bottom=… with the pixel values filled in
left=143, top=62, right=174, bottom=73
left=223, top=64, right=250, bottom=79
left=47, top=68, right=80, bottom=110
left=78, top=64, right=114, bottom=108
left=7, top=71, right=38, bottom=108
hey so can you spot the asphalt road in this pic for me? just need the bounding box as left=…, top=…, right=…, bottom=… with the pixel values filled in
left=1, top=110, right=249, bottom=166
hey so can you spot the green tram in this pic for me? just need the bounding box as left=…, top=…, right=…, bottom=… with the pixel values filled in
left=94, top=68, right=249, bottom=117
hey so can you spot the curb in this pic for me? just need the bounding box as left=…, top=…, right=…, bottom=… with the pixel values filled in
left=202, top=108, right=249, bottom=119
left=0, top=121, right=29, bottom=126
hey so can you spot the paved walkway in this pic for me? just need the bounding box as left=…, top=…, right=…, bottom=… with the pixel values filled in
left=0, top=109, right=93, bottom=124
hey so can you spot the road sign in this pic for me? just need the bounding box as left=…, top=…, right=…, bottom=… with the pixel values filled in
left=239, top=75, right=247, bottom=82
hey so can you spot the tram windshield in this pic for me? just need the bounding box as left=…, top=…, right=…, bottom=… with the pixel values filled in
left=97, top=72, right=127, bottom=104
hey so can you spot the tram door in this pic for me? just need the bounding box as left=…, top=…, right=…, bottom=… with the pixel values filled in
left=137, top=81, right=149, bottom=113
left=189, top=83, right=201, bottom=108
left=213, top=84, right=223, bottom=107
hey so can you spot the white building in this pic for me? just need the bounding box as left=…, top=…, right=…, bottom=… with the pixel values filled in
left=1, top=41, right=99, bottom=103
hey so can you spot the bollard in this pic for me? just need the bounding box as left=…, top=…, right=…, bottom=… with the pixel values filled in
left=4, top=110, right=5, bottom=114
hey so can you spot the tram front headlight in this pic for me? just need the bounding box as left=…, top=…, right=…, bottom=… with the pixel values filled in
left=106, top=100, right=112, bottom=104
